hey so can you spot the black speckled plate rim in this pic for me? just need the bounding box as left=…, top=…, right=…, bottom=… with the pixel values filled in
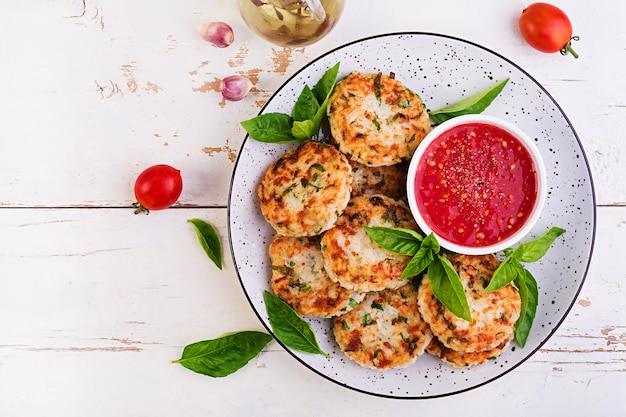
left=226, top=31, right=597, bottom=400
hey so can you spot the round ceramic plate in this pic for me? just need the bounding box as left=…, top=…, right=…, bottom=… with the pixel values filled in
left=228, top=33, right=596, bottom=399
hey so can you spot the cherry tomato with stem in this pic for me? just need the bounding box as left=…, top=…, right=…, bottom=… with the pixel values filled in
left=133, top=164, right=183, bottom=214
left=518, top=2, right=579, bottom=58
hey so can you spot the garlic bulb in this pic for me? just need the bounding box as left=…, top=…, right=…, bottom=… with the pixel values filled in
left=198, top=21, right=234, bottom=48
left=220, top=75, right=252, bottom=101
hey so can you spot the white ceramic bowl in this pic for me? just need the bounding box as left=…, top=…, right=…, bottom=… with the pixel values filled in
left=406, top=114, right=547, bottom=255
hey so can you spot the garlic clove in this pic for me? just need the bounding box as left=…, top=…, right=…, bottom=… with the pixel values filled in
left=220, top=75, right=253, bottom=101
left=198, top=21, right=234, bottom=48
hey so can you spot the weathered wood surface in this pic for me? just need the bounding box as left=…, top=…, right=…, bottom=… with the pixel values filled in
left=0, top=0, right=624, bottom=415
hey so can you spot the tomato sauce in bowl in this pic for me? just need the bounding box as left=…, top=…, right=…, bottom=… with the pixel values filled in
left=407, top=115, right=546, bottom=255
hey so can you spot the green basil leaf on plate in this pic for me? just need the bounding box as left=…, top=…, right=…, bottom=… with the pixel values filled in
left=292, top=85, right=320, bottom=122
left=401, top=245, right=434, bottom=279
left=264, top=290, right=330, bottom=358
left=514, top=269, right=538, bottom=348
left=428, top=77, right=509, bottom=124
left=362, top=226, right=423, bottom=256
left=172, top=331, right=272, bottom=377
left=427, top=255, right=472, bottom=322
left=312, top=62, right=340, bottom=104
left=291, top=119, right=317, bottom=141
left=240, top=112, right=299, bottom=143
left=485, top=255, right=518, bottom=292
left=516, top=227, right=566, bottom=263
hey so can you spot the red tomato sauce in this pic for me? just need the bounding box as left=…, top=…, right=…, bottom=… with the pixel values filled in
left=414, top=122, right=538, bottom=247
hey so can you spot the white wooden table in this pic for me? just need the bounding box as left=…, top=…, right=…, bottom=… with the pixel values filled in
left=1, top=1, right=624, bottom=415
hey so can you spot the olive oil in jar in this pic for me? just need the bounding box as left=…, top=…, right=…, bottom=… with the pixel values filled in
left=237, top=0, right=345, bottom=47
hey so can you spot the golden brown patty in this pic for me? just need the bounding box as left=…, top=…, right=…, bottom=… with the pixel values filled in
left=349, top=159, right=407, bottom=200
left=258, top=141, right=352, bottom=237
left=426, top=336, right=510, bottom=368
left=333, top=283, right=432, bottom=370
left=321, top=195, right=419, bottom=292
left=269, top=235, right=365, bottom=318
left=417, top=254, right=521, bottom=353
left=327, top=72, right=430, bottom=167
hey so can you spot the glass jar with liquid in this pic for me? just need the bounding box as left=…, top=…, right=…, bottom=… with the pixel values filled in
left=237, top=0, right=345, bottom=47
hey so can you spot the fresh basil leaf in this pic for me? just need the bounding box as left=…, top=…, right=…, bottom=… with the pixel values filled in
left=310, top=63, right=340, bottom=139
left=363, top=226, right=423, bottom=256
left=428, top=256, right=472, bottom=322
left=263, top=290, right=329, bottom=358
left=401, top=245, right=434, bottom=279
left=240, top=63, right=340, bottom=143
left=514, top=269, right=538, bottom=348
left=292, top=85, right=319, bottom=122
left=428, top=78, right=510, bottom=124
left=310, top=100, right=329, bottom=137
left=240, top=112, right=299, bottom=144
left=420, top=232, right=441, bottom=253
left=485, top=256, right=518, bottom=292
left=172, top=331, right=272, bottom=377
left=311, top=62, right=340, bottom=104
left=513, top=271, right=529, bottom=341
left=515, top=227, right=566, bottom=263
left=291, top=119, right=316, bottom=141
left=188, top=218, right=222, bottom=270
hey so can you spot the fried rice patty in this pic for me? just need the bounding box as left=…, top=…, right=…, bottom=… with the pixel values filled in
left=349, top=159, right=407, bottom=200
left=269, top=235, right=365, bottom=318
left=321, top=195, right=418, bottom=293
left=333, top=283, right=432, bottom=370
left=426, top=336, right=510, bottom=368
left=417, top=254, right=521, bottom=353
left=327, top=72, right=430, bottom=167
left=258, top=141, right=352, bottom=237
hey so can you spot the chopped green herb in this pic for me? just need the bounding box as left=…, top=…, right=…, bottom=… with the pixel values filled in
left=371, top=301, right=384, bottom=311
left=282, top=183, right=297, bottom=196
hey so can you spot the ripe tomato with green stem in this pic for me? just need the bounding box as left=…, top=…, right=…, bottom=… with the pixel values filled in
left=133, top=164, right=183, bottom=214
left=518, top=2, right=579, bottom=58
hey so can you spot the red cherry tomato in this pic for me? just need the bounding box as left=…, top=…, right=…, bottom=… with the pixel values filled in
left=518, top=3, right=579, bottom=58
left=133, top=164, right=183, bottom=214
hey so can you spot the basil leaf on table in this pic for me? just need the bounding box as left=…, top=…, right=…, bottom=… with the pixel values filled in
left=188, top=218, right=222, bottom=270
left=514, top=269, right=538, bottom=348
left=428, top=77, right=510, bottom=124
left=240, top=112, right=298, bottom=144
left=172, top=331, right=272, bottom=377
left=263, top=290, right=330, bottom=358
left=427, top=255, right=472, bottom=323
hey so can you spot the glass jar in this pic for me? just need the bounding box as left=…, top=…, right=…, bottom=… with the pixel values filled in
left=237, top=0, right=345, bottom=47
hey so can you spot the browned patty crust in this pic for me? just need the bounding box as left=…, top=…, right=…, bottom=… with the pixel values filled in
left=327, top=71, right=430, bottom=166
left=333, top=283, right=432, bottom=370
left=417, top=254, right=522, bottom=353
left=258, top=141, right=352, bottom=237
left=426, top=336, right=510, bottom=368
left=321, top=195, right=419, bottom=292
left=269, top=235, right=365, bottom=318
